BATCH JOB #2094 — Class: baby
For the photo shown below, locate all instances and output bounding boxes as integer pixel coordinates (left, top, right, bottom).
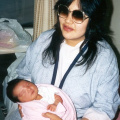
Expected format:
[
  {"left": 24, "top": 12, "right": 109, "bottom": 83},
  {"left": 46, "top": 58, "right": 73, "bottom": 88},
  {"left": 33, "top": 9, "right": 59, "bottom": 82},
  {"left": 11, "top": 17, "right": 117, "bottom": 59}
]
[{"left": 6, "top": 79, "right": 66, "bottom": 120}]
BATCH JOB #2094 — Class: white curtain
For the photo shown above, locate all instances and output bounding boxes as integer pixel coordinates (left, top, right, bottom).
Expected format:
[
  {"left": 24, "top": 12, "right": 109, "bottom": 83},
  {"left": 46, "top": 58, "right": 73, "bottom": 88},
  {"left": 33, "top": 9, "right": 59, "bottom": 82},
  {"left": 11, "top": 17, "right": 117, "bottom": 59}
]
[{"left": 33, "top": 0, "right": 57, "bottom": 40}]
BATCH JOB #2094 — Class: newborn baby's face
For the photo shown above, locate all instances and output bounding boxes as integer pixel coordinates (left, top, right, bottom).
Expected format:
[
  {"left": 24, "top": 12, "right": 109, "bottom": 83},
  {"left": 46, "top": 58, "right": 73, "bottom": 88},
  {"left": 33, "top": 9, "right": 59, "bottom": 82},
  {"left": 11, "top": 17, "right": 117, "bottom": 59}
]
[{"left": 13, "top": 80, "right": 38, "bottom": 102}]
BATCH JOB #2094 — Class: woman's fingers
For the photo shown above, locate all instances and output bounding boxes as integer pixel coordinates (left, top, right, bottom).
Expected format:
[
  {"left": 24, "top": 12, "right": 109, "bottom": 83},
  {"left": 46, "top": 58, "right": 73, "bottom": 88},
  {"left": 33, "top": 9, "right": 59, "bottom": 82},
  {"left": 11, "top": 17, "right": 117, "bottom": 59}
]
[
  {"left": 18, "top": 104, "right": 24, "bottom": 118},
  {"left": 42, "top": 112, "right": 62, "bottom": 120}
]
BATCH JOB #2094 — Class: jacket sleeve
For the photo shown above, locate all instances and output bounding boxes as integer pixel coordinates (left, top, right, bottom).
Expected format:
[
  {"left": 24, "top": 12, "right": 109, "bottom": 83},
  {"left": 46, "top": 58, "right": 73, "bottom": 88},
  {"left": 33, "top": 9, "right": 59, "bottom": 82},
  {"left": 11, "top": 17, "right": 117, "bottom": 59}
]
[
  {"left": 83, "top": 45, "right": 120, "bottom": 120},
  {"left": 16, "top": 39, "right": 36, "bottom": 80},
  {"left": 16, "top": 29, "right": 54, "bottom": 81}
]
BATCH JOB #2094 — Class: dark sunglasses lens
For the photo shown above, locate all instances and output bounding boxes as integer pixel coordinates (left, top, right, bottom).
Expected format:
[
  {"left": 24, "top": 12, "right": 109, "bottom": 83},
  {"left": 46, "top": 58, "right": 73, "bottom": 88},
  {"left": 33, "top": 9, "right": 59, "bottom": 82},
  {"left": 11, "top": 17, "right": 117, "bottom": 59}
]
[
  {"left": 72, "top": 10, "right": 83, "bottom": 23},
  {"left": 58, "top": 5, "right": 68, "bottom": 18}
]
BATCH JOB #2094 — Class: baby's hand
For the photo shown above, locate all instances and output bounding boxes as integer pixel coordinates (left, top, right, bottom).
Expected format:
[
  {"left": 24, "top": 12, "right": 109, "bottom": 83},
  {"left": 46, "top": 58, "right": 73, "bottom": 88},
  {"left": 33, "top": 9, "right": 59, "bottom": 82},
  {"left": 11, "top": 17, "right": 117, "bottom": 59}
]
[
  {"left": 47, "top": 94, "right": 63, "bottom": 112},
  {"left": 47, "top": 104, "right": 57, "bottom": 112}
]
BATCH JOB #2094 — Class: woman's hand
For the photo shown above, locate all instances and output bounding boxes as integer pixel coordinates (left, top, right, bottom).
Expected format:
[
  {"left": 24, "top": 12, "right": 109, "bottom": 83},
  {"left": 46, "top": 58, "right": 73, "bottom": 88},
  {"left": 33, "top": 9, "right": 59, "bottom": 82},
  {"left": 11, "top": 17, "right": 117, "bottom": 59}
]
[
  {"left": 18, "top": 104, "right": 24, "bottom": 118},
  {"left": 42, "top": 112, "right": 62, "bottom": 120}
]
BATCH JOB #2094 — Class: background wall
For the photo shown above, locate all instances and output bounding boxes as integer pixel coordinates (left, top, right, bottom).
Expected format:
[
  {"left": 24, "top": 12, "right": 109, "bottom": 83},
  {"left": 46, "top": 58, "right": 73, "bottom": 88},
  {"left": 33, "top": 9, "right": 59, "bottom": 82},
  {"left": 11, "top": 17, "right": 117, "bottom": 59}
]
[
  {"left": 0, "top": 0, "right": 34, "bottom": 27},
  {"left": 110, "top": 0, "right": 120, "bottom": 70}
]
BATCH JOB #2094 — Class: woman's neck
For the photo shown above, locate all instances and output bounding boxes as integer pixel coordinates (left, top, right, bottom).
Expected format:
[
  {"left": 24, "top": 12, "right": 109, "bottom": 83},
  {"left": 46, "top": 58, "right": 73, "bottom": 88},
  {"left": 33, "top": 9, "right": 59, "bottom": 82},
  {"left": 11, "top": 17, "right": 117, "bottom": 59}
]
[{"left": 65, "top": 39, "right": 84, "bottom": 47}]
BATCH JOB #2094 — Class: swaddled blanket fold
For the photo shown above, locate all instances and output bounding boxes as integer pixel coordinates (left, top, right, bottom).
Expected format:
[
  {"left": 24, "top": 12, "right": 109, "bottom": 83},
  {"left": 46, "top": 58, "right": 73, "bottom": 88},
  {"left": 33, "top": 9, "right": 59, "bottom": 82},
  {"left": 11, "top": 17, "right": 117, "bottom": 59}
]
[{"left": 18, "top": 84, "right": 77, "bottom": 120}]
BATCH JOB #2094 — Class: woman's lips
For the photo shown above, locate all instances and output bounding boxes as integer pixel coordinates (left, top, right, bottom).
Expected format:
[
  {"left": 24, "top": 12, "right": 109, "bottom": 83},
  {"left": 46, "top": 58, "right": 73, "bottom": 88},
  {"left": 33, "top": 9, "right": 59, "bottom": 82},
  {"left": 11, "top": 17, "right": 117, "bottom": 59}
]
[{"left": 63, "top": 25, "right": 74, "bottom": 32}]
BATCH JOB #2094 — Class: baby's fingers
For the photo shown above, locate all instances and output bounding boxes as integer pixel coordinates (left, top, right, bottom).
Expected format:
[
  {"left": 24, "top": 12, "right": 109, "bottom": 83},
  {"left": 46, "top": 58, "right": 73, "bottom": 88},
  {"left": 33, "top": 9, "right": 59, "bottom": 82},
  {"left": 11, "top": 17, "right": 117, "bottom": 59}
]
[
  {"left": 47, "top": 105, "right": 51, "bottom": 110},
  {"left": 47, "top": 105, "right": 55, "bottom": 111}
]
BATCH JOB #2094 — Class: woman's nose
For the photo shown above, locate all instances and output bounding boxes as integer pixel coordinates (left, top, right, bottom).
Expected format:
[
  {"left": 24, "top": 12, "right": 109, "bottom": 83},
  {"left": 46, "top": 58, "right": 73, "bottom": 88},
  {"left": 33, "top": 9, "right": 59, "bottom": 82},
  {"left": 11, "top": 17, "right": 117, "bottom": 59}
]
[{"left": 65, "top": 12, "right": 73, "bottom": 24}]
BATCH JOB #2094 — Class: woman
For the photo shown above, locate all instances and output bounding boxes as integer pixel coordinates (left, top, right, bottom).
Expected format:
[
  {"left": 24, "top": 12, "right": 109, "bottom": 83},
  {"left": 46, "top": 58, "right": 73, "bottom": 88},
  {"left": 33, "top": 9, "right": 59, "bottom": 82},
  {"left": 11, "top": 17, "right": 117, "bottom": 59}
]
[{"left": 5, "top": 0, "right": 120, "bottom": 120}]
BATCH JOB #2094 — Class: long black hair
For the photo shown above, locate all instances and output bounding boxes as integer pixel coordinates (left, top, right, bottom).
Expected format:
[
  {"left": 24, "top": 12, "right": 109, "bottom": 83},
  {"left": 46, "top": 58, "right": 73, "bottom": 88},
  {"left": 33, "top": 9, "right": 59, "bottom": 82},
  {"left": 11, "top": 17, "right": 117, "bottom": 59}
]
[{"left": 43, "top": 0, "right": 110, "bottom": 70}]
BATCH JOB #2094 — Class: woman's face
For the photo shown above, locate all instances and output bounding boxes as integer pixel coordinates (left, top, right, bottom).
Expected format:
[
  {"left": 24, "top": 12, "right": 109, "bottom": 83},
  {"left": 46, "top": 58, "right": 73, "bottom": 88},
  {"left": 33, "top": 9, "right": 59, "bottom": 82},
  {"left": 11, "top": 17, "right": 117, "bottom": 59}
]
[
  {"left": 59, "top": 0, "right": 89, "bottom": 46},
  {"left": 13, "top": 80, "right": 38, "bottom": 102}
]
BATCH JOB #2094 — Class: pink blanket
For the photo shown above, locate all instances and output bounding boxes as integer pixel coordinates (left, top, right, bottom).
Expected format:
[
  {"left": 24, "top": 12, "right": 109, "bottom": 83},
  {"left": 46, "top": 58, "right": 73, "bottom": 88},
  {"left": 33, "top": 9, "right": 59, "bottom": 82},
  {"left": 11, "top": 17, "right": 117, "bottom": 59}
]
[{"left": 18, "top": 84, "right": 77, "bottom": 120}]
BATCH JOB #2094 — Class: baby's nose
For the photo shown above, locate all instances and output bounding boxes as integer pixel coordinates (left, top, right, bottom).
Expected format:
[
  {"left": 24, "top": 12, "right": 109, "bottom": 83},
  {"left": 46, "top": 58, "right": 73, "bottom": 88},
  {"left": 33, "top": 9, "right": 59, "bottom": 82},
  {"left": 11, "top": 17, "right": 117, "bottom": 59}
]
[{"left": 26, "top": 86, "right": 31, "bottom": 90}]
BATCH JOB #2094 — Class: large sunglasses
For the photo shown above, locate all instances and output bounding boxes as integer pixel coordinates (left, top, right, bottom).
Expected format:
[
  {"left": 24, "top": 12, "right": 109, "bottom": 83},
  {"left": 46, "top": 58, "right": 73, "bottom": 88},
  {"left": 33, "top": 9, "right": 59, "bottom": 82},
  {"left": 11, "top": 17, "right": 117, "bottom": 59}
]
[{"left": 58, "top": 4, "right": 89, "bottom": 24}]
